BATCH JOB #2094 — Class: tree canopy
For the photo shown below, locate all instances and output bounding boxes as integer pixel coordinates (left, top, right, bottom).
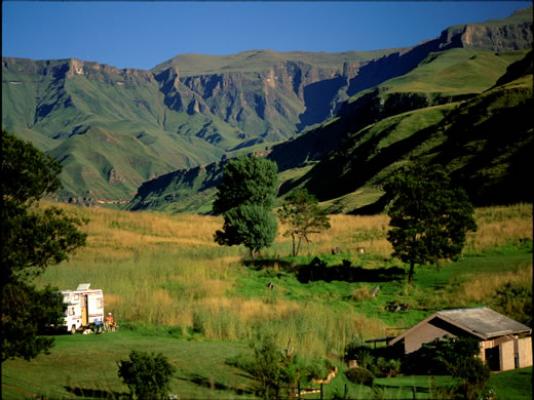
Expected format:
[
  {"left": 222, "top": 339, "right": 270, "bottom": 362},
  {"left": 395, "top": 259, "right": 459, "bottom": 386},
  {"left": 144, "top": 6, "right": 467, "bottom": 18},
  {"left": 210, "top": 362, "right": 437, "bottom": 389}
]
[
  {"left": 384, "top": 162, "right": 476, "bottom": 283},
  {"left": 213, "top": 155, "right": 278, "bottom": 214},
  {"left": 278, "top": 188, "right": 330, "bottom": 256},
  {"left": 213, "top": 156, "right": 278, "bottom": 257},
  {"left": 1, "top": 131, "right": 86, "bottom": 362},
  {"left": 215, "top": 204, "right": 278, "bottom": 255},
  {"left": 118, "top": 350, "right": 175, "bottom": 400}
]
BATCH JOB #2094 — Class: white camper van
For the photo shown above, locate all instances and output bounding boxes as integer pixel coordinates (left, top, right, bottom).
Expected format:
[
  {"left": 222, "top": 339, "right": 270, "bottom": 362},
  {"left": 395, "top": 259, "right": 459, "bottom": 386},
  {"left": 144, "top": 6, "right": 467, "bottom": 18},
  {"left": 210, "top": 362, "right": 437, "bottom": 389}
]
[{"left": 61, "top": 283, "right": 104, "bottom": 334}]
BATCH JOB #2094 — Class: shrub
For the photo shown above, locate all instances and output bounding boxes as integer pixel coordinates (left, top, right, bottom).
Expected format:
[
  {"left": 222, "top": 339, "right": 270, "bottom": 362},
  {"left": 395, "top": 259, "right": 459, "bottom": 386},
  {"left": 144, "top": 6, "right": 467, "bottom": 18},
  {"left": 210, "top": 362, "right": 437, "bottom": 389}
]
[
  {"left": 451, "top": 356, "right": 490, "bottom": 400},
  {"left": 343, "top": 341, "right": 373, "bottom": 369},
  {"left": 492, "top": 282, "right": 532, "bottom": 327},
  {"left": 374, "top": 357, "right": 401, "bottom": 378},
  {"left": 117, "top": 350, "right": 175, "bottom": 399},
  {"left": 350, "top": 286, "right": 373, "bottom": 301},
  {"left": 345, "top": 367, "right": 374, "bottom": 386}
]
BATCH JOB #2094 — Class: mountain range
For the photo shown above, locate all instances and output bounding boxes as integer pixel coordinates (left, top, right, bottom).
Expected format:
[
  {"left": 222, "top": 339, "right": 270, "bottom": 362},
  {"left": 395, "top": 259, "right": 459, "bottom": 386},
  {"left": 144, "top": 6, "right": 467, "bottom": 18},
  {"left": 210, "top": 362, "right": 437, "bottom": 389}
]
[{"left": 2, "top": 7, "right": 532, "bottom": 211}]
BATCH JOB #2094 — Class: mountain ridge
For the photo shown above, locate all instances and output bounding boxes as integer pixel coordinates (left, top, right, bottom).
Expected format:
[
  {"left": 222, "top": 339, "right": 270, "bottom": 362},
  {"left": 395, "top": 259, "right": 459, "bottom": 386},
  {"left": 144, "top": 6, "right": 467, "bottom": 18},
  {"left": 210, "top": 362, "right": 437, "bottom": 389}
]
[{"left": 2, "top": 7, "right": 532, "bottom": 203}]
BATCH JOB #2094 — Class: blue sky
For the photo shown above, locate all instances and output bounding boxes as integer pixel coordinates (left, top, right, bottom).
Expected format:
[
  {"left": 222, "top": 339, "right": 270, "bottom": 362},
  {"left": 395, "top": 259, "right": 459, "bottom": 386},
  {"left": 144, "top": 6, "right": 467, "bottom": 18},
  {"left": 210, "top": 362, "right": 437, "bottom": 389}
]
[{"left": 2, "top": 2, "right": 530, "bottom": 70}]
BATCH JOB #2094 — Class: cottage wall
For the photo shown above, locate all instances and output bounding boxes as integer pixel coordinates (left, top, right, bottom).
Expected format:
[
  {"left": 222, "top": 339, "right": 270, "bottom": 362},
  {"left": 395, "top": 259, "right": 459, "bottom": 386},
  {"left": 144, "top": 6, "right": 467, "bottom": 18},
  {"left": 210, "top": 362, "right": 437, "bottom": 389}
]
[
  {"left": 518, "top": 336, "right": 532, "bottom": 368},
  {"left": 499, "top": 340, "right": 515, "bottom": 371},
  {"left": 404, "top": 323, "right": 452, "bottom": 354}
]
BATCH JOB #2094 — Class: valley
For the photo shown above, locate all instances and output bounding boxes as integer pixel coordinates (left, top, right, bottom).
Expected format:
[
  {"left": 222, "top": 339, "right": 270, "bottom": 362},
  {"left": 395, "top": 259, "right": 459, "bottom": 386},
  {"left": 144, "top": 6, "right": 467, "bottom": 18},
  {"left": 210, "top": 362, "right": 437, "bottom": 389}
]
[{"left": 3, "top": 8, "right": 532, "bottom": 206}]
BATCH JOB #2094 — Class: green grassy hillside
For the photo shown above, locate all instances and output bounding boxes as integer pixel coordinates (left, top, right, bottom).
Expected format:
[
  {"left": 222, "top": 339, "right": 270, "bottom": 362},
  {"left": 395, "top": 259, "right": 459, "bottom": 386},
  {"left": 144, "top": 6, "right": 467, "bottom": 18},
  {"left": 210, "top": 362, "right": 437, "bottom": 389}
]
[
  {"left": 130, "top": 47, "right": 531, "bottom": 213},
  {"left": 2, "top": 203, "right": 532, "bottom": 399},
  {"left": 300, "top": 72, "right": 532, "bottom": 212}
]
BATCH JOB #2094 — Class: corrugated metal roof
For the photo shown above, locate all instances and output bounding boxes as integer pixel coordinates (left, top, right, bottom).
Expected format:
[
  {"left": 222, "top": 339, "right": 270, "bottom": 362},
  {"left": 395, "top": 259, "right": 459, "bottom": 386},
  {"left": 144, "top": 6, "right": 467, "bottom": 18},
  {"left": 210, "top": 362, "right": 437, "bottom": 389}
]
[
  {"left": 389, "top": 307, "right": 531, "bottom": 346},
  {"left": 436, "top": 307, "right": 531, "bottom": 339}
]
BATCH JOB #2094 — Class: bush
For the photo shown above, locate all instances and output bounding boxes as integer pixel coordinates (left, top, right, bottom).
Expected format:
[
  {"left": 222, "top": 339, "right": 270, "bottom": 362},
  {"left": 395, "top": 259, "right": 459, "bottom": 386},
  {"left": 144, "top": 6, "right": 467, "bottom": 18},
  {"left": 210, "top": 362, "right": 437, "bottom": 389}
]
[
  {"left": 344, "top": 341, "right": 401, "bottom": 378},
  {"left": 402, "top": 336, "right": 480, "bottom": 375},
  {"left": 118, "top": 350, "right": 175, "bottom": 399},
  {"left": 451, "top": 357, "right": 490, "bottom": 400},
  {"left": 401, "top": 337, "right": 490, "bottom": 400},
  {"left": 492, "top": 282, "right": 532, "bottom": 327},
  {"left": 374, "top": 357, "right": 401, "bottom": 378},
  {"left": 345, "top": 367, "right": 374, "bottom": 386}
]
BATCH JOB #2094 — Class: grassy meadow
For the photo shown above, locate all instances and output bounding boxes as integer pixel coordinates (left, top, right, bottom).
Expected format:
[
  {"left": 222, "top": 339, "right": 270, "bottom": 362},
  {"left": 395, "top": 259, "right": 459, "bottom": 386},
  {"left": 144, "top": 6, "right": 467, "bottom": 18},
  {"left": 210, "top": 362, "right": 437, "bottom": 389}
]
[{"left": 2, "top": 202, "right": 532, "bottom": 399}]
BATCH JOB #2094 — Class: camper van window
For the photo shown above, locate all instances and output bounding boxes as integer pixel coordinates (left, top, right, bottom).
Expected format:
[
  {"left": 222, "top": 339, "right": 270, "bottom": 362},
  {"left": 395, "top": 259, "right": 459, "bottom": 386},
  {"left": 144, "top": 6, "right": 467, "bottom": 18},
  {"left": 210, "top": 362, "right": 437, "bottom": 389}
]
[{"left": 69, "top": 307, "right": 76, "bottom": 316}]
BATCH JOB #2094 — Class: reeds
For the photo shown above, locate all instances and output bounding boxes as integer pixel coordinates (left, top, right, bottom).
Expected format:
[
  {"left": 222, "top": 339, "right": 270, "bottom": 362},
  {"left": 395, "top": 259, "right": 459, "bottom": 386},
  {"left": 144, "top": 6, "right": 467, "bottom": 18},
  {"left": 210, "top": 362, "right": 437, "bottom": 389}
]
[{"left": 36, "top": 201, "right": 531, "bottom": 357}]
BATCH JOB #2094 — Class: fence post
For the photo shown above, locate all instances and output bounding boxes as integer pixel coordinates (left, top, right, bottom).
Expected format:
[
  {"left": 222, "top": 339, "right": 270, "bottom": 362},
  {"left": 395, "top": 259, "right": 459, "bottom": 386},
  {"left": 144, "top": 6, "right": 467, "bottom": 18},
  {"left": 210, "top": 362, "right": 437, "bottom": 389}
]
[
  {"left": 320, "top": 383, "right": 324, "bottom": 400},
  {"left": 344, "top": 383, "right": 348, "bottom": 399},
  {"left": 297, "top": 380, "right": 301, "bottom": 400}
]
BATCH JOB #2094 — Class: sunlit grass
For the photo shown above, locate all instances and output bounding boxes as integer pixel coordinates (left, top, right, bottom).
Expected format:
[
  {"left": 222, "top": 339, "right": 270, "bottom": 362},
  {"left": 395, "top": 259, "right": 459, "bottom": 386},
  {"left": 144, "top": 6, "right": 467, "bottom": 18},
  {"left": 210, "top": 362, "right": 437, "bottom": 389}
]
[{"left": 35, "top": 201, "right": 532, "bottom": 358}]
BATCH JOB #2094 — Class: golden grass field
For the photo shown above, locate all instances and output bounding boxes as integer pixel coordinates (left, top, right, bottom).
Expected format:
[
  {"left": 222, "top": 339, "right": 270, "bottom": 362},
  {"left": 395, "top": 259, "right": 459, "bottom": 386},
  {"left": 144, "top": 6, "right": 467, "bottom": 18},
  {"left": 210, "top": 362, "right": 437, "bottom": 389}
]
[{"left": 36, "top": 202, "right": 532, "bottom": 357}]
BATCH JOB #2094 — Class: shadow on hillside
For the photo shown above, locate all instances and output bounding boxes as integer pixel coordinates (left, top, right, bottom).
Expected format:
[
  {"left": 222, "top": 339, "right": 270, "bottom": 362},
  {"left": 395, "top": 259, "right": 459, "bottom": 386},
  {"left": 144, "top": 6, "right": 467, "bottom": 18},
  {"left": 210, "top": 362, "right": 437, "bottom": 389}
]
[
  {"left": 297, "top": 262, "right": 405, "bottom": 283},
  {"left": 245, "top": 256, "right": 405, "bottom": 284},
  {"left": 65, "top": 386, "right": 127, "bottom": 399},
  {"left": 243, "top": 258, "right": 296, "bottom": 272},
  {"left": 179, "top": 373, "right": 253, "bottom": 396}
]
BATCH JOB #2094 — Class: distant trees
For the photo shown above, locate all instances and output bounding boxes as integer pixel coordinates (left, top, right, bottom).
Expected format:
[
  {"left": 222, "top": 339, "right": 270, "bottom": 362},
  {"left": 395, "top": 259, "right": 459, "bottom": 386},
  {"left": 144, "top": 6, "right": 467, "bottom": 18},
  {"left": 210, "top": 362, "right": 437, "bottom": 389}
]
[
  {"left": 214, "top": 156, "right": 278, "bottom": 257},
  {"left": 118, "top": 350, "right": 175, "bottom": 400},
  {"left": 384, "top": 163, "right": 476, "bottom": 283},
  {"left": 1, "top": 131, "right": 86, "bottom": 362},
  {"left": 278, "top": 188, "right": 330, "bottom": 256}
]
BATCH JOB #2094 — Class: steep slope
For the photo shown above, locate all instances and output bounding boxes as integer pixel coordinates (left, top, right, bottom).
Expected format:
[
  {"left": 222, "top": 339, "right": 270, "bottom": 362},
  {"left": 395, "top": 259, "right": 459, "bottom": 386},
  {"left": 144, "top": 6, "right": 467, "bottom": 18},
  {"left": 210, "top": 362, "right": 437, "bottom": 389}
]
[
  {"left": 128, "top": 45, "right": 530, "bottom": 213},
  {"left": 129, "top": 46, "right": 532, "bottom": 213},
  {"left": 297, "top": 69, "right": 533, "bottom": 212},
  {"left": 2, "top": 58, "right": 235, "bottom": 201},
  {"left": 2, "top": 51, "right": 397, "bottom": 201},
  {"left": 4, "top": 7, "right": 531, "bottom": 203}
]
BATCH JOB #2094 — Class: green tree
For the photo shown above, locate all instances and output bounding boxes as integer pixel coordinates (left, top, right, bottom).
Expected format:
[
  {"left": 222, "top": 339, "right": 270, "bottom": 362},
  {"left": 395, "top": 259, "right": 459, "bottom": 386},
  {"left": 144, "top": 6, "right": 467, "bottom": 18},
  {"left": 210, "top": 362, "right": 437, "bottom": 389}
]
[
  {"left": 117, "top": 350, "right": 175, "bottom": 400},
  {"left": 1, "top": 131, "right": 86, "bottom": 362},
  {"left": 213, "top": 156, "right": 278, "bottom": 257},
  {"left": 278, "top": 188, "right": 330, "bottom": 256},
  {"left": 215, "top": 205, "right": 277, "bottom": 257},
  {"left": 213, "top": 155, "right": 278, "bottom": 214},
  {"left": 384, "top": 163, "right": 476, "bottom": 283},
  {"left": 249, "top": 333, "right": 324, "bottom": 400}
]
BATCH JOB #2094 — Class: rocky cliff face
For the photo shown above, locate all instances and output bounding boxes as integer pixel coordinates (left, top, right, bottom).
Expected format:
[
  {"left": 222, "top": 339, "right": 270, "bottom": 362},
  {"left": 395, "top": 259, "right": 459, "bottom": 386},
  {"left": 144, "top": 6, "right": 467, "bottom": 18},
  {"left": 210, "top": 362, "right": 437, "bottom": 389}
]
[
  {"left": 3, "top": 7, "right": 532, "bottom": 202},
  {"left": 153, "top": 58, "right": 358, "bottom": 141}
]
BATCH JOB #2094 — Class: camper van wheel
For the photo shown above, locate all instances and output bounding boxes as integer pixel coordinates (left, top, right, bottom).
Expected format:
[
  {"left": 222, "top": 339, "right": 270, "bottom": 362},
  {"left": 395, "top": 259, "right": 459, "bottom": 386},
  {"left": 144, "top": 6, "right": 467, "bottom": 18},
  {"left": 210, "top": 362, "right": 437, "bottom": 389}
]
[{"left": 70, "top": 325, "right": 77, "bottom": 335}]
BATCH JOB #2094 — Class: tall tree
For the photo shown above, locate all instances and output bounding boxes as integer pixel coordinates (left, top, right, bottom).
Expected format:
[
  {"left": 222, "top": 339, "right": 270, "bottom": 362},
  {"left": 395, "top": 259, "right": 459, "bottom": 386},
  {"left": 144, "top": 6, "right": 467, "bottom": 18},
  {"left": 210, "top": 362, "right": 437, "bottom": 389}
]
[
  {"left": 278, "top": 188, "right": 330, "bottom": 256},
  {"left": 1, "top": 131, "right": 86, "bottom": 362},
  {"left": 215, "top": 204, "right": 278, "bottom": 257},
  {"left": 213, "top": 155, "right": 278, "bottom": 257},
  {"left": 384, "top": 162, "right": 476, "bottom": 283},
  {"left": 213, "top": 155, "right": 278, "bottom": 213}
]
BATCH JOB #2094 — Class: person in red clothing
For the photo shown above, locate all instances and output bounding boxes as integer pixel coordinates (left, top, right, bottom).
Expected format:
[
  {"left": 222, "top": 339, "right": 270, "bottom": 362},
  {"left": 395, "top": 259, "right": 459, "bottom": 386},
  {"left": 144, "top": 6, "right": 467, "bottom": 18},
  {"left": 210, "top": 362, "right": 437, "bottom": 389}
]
[{"left": 105, "top": 312, "right": 116, "bottom": 332}]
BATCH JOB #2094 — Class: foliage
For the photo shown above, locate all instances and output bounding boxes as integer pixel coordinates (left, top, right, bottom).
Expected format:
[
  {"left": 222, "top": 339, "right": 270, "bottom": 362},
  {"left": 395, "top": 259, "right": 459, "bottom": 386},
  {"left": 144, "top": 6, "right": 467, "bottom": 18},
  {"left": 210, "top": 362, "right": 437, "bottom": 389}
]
[
  {"left": 492, "top": 282, "right": 532, "bottom": 327},
  {"left": 215, "top": 204, "right": 278, "bottom": 257},
  {"left": 1, "top": 284, "right": 64, "bottom": 361},
  {"left": 213, "top": 156, "right": 278, "bottom": 214},
  {"left": 117, "top": 350, "right": 175, "bottom": 400},
  {"left": 451, "top": 356, "right": 490, "bottom": 400},
  {"left": 345, "top": 367, "right": 375, "bottom": 386},
  {"left": 278, "top": 188, "right": 330, "bottom": 256},
  {"left": 402, "top": 336, "right": 490, "bottom": 399},
  {"left": 402, "top": 336, "right": 480, "bottom": 375},
  {"left": 343, "top": 341, "right": 400, "bottom": 378},
  {"left": 385, "top": 162, "right": 477, "bottom": 282},
  {"left": 214, "top": 156, "right": 278, "bottom": 256},
  {"left": 241, "top": 332, "right": 329, "bottom": 399},
  {"left": 0, "top": 131, "right": 86, "bottom": 362}
]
